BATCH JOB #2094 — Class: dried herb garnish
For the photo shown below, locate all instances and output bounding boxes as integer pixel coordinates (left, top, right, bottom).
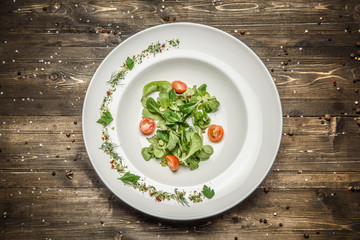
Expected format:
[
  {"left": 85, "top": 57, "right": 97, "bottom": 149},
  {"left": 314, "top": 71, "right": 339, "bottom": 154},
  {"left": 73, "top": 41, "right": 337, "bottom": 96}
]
[{"left": 97, "top": 39, "right": 214, "bottom": 205}]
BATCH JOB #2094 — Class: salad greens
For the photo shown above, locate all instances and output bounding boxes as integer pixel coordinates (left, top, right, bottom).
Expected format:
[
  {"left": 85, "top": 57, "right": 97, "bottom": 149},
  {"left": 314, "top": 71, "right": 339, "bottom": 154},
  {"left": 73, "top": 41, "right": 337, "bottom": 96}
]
[{"left": 140, "top": 81, "right": 220, "bottom": 170}]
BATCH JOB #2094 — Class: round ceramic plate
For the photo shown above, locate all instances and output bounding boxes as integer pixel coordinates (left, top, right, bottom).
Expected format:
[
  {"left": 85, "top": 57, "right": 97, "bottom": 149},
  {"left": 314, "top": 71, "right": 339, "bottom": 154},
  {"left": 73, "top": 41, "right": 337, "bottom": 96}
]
[{"left": 82, "top": 23, "right": 282, "bottom": 220}]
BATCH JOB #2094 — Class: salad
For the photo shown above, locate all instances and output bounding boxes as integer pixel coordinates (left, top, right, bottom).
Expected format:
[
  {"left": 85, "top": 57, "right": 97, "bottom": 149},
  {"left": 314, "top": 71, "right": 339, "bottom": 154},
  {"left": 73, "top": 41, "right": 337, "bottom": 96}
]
[{"left": 139, "top": 80, "right": 224, "bottom": 172}]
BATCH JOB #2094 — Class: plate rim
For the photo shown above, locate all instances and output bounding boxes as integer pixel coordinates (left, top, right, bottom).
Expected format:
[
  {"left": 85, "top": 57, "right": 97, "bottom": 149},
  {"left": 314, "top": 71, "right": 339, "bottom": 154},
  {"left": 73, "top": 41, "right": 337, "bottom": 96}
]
[{"left": 82, "top": 22, "right": 283, "bottom": 220}]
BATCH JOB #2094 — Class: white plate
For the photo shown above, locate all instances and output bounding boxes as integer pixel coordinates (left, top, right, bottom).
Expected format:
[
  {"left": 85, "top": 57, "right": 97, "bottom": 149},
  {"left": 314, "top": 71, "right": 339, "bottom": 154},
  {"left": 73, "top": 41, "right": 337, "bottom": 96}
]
[{"left": 82, "top": 23, "right": 282, "bottom": 220}]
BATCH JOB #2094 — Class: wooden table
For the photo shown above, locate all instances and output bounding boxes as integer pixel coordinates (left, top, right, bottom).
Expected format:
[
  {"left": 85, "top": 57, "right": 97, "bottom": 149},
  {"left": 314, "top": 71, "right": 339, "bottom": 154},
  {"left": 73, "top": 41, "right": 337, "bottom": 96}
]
[{"left": 1, "top": 1, "right": 360, "bottom": 239}]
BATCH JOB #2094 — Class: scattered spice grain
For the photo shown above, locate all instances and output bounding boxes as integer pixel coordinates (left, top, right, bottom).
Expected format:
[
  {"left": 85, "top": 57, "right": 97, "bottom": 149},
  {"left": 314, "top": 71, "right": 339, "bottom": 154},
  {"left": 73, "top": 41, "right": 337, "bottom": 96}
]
[
  {"left": 324, "top": 114, "right": 331, "bottom": 121},
  {"left": 264, "top": 186, "right": 269, "bottom": 193},
  {"left": 66, "top": 170, "right": 73, "bottom": 179}
]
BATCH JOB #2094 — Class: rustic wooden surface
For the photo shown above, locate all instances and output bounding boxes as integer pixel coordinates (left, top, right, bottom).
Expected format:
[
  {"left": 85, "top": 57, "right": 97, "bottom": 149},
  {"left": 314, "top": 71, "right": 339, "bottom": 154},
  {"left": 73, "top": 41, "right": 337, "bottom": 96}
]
[{"left": 1, "top": 0, "right": 360, "bottom": 239}]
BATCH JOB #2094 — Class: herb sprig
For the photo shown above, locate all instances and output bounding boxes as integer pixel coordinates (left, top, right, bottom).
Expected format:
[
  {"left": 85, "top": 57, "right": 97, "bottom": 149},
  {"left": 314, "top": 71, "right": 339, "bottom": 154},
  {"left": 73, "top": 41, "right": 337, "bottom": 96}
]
[{"left": 97, "top": 39, "right": 215, "bottom": 205}]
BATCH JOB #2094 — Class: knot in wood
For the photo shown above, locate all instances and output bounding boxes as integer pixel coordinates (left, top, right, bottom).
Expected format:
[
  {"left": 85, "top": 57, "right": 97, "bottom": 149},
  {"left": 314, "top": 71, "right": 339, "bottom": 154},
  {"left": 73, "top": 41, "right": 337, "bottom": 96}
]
[{"left": 49, "top": 72, "right": 60, "bottom": 81}]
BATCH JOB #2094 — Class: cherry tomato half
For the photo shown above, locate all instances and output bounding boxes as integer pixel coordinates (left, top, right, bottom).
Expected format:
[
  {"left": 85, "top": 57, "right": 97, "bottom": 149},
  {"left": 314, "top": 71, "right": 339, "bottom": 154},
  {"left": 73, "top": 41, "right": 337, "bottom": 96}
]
[
  {"left": 165, "top": 155, "right": 179, "bottom": 172},
  {"left": 208, "top": 124, "right": 224, "bottom": 142},
  {"left": 139, "top": 118, "right": 156, "bottom": 135},
  {"left": 172, "top": 80, "right": 187, "bottom": 94}
]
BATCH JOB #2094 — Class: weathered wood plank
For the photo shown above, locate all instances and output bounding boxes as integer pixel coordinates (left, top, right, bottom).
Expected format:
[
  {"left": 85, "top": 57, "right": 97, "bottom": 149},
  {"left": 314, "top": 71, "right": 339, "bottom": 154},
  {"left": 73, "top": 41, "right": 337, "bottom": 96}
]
[
  {"left": 0, "top": 32, "right": 358, "bottom": 48},
  {"left": 1, "top": 169, "right": 359, "bottom": 189},
  {"left": 0, "top": 0, "right": 358, "bottom": 33},
  {"left": 1, "top": 188, "right": 359, "bottom": 239}
]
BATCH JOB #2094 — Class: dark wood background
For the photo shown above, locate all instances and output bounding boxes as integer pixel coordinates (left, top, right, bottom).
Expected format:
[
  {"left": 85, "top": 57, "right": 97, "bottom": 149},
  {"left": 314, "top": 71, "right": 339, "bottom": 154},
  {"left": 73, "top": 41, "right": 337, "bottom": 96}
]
[{"left": 1, "top": 0, "right": 360, "bottom": 239}]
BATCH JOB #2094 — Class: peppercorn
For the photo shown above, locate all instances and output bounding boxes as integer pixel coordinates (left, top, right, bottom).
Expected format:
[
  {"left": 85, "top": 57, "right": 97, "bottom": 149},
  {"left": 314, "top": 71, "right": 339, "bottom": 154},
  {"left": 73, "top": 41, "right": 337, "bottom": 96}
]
[
  {"left": 357, "top": 50, "right": 360, "bottom": 56},
  {"left": 350, "top": 53, "right": 355, "bottom": 59},
  {"left": 279, "top": 223, "right": 283, "bottom": 227},
  {"left": 357, "top": 119, "right": 360, "bottom": 125},
  {"left": 263, "top": 219, "right": 267, "bottom": 224},
  {"left": 74, "top": 120, "right": 77, "bottom": 125},
  {"left": 240, "top": 30, "right": 245, "bottom": 35},
  {"left": 56, "top": 153, "right": 60, "bottom": 158},
  {"left": 271, "top": 69, "right": 274, "bottom": 72},
  {"left": 66, "top": 132, "right": 71, "bottom": 137},
  {"left": 24, "top": 141, "right": 28, "bottom": 145},
  {"left": 355, "top": 89, "right": 359, "bottom": 93},
  {"left": 259, "top": 218, "right": 263, "bottom": 223},
  {"left": 356, "top": 108, "right": 360, "bottom": 114},
  {"left": 43, "top": 7, "right": 47, "bottom": 11},
  {"left": 284, "top": 61, "right": 288, "bottom": 65},
  {"left": 264, "top": 187, "right": 269, "bottom": 193},
  {"left": 324, "top": 114, "right": 331, "bottom": 121},
  {"left": 288, "top": 130, "right": 293, "bottom": 136},
  {"left": 354, "top": 79, "right": 357, "bottom": 84},
  {"left": 286, "top": 206, "right": 290, "bottom": 210},
  {"left": 283, "top": 67, "right": 287, "bottom": 72},
  {"left": 304, "top": 233, "right": 310, "bottom": 238},
  {"left": 66, "top": 145, "right": 71, "bottom": 150},
  {"left": 52, "top": 171, "right": 56, "bottom": 176},
  {"left": 17, "top": 71, "right": 21, "bottom": 75},
  {"left": 357, "top": 41, "right": 360, "bottom": 47},
  {"left": 298, "top": 170, "right": 303, "bottom": 174},
  {"left": 71, "top": 139, "right": 75, "bottom": 143},
  {"left": 316, "top": 231, "right": 320, "bottom": 234}
]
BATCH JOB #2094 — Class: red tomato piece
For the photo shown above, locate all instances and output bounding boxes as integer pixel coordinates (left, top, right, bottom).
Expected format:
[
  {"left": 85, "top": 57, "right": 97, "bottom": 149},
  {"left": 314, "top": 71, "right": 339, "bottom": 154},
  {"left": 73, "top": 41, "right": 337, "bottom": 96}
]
[
  {"left": 139, "top": 118, "right": 156, "bottom": 135},
  {"left": 172, "top": 80, "right": 187, "bottom": 93},
  {"left": 165, "top": 155, "right": 179, "bottom": 172},
  {"left": 208, "top": 124, "right": 224, "bottom": 142}
]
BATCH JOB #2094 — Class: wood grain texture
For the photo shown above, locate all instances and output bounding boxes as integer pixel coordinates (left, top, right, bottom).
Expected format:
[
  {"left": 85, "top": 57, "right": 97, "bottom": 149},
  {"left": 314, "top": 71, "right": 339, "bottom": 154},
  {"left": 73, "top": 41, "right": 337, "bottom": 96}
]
[{"left": 1, "top": 0, "right": 360, "bottom": 239}]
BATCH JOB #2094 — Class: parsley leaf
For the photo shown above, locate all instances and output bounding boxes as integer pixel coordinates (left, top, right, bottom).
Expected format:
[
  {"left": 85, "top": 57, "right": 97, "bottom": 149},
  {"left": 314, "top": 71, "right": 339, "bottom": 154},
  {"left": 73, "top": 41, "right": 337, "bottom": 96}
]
[
  {"left": 96, "top": 111, "right": 113, "bottom": 126},
  {"left": 119, "top": 172, "right": 140, "bottom": 184},
  {"left": 202, "top": 185, "right": 215, "bottom": 199},
  {"left": 126, "top": 57, "right": 134, "bottom": 70}
]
